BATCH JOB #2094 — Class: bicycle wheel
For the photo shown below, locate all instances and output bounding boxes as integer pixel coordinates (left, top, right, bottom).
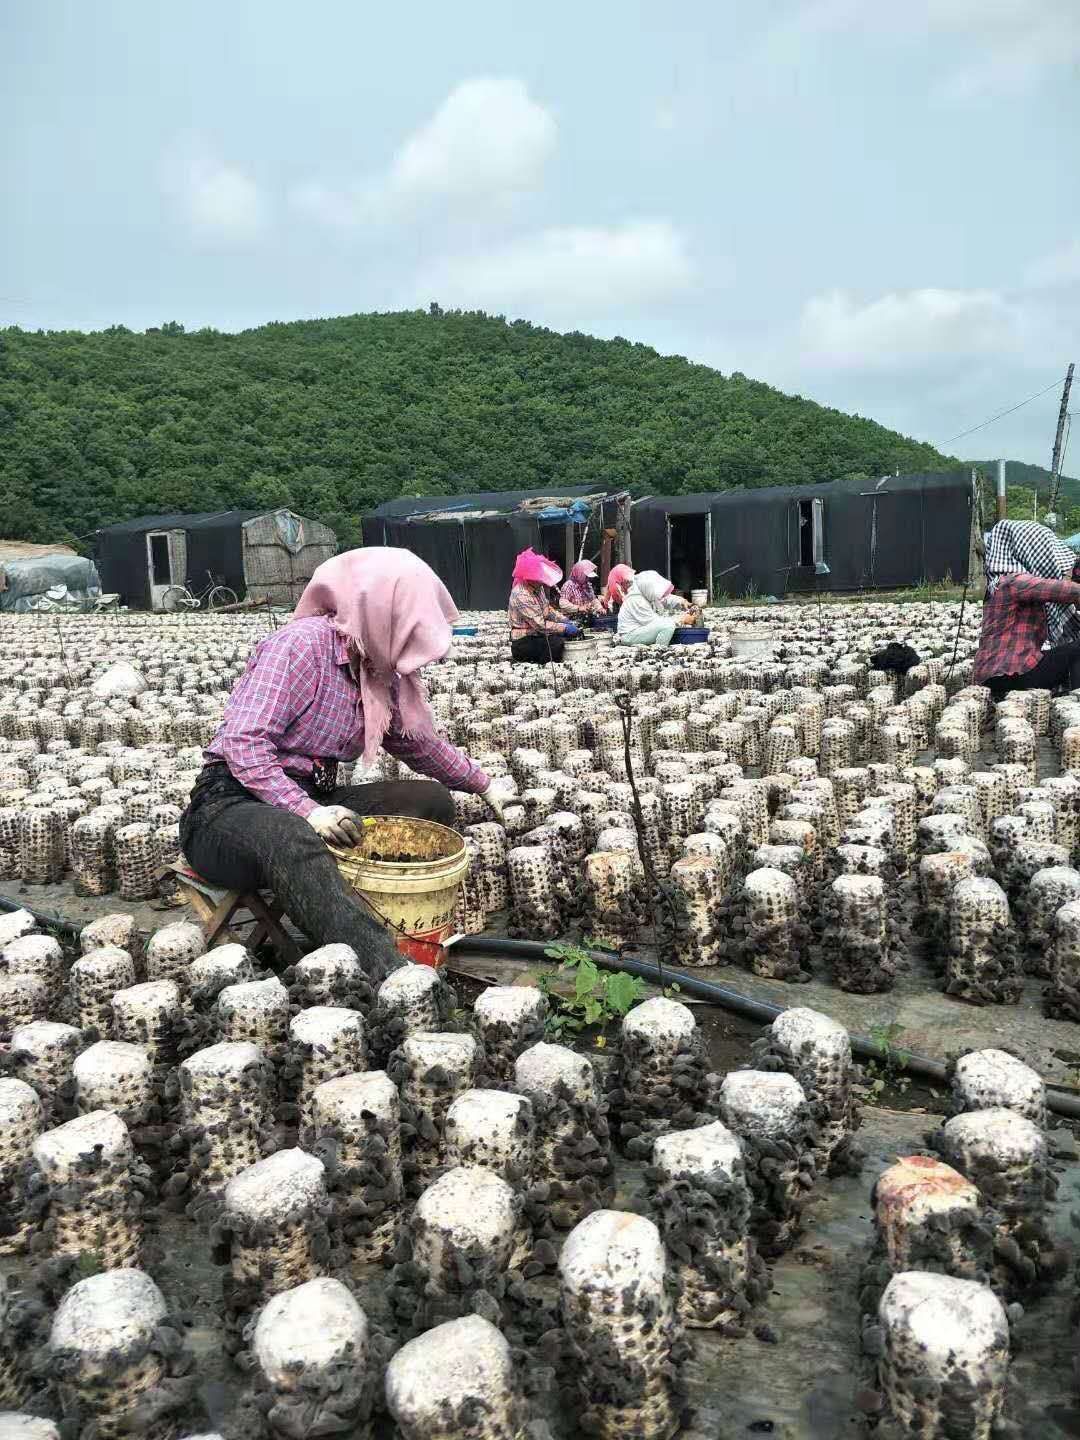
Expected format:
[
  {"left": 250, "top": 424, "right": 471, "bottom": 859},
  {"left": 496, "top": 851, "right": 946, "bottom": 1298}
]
[
  {"left": 161, "top": 586, "right": 193, "bottom": 613},
  {"left": 207, "top": 586, "right": 239, "bottom": 611}
]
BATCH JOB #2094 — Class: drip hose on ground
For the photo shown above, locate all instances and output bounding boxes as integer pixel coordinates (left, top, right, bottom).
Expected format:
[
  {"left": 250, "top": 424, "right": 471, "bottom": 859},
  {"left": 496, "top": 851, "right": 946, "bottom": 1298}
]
[
  {"left": 5, "top": 890, "right": 1079, "bottom": 1122},
  {"left": 445, "top": 934, "right": 1080, "bottom": 1122},
  {"left": 0, "top": 891, "right": 85, "bottom": 938}
]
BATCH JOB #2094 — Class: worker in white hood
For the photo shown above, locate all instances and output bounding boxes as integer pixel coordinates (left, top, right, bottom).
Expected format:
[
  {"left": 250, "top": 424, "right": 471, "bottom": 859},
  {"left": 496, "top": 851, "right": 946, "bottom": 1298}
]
[{"left": 616, "top": 570, "right": 692, "bottom": 646}]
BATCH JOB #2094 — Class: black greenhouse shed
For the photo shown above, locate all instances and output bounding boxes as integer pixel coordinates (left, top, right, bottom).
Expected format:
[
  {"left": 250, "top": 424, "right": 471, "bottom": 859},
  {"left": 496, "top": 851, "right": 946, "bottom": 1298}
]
[
  {"left": 631, "top": 470, "right": 980, "bottom": 600},
  {"left": 94, "top": 509, "right": 338, "bottom": 610},
  {"left": 361, "top": 488, "right": 632, "bottom": 610}
]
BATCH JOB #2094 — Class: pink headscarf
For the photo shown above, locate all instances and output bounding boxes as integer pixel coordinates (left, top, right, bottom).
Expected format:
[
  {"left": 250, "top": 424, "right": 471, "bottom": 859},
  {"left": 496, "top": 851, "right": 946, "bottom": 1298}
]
[
  {"left": 562, "top": 560, "right": 598, "bottom": 608},
  {"left": 512, "top": 548, "right": 563, "bottom": 587},
  {"left": 294, "top": 548, "right": 456, "bottom": 768},
  {"left": 604, "top": 564, "right": 635, "bottom": 603}
]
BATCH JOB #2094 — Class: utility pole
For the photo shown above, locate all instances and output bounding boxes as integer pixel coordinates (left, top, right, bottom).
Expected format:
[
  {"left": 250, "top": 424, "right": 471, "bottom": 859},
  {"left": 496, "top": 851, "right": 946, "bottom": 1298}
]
[
  {"left": 1046, "top": 362, "right": 1075, "bottom": 526},
  {"left": 996, "top": 458, "right": 1007, "bottom": 521}
]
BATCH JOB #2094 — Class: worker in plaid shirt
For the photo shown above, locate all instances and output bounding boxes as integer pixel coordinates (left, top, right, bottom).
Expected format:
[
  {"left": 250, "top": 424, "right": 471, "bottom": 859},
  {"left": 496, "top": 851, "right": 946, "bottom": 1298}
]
[
  {"left": 974, "top": 521, "right": 1080, "bottom": 699},
  {"left": 507, "top": 546, "right": 578, "bottom": 664},
  {"left": 180, "top": 550, "right": 504, "bottom": 979}
]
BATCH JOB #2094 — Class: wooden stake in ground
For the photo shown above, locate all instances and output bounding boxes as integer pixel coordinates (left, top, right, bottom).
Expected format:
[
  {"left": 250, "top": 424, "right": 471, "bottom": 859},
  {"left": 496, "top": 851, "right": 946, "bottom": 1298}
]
[{"left": 1046, "top": 361, "right": 1074, "bottom": 526}]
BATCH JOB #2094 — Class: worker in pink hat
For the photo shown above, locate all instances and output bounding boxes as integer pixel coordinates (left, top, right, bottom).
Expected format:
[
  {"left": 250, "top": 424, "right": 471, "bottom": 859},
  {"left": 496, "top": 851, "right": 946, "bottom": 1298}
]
[
  {"left": 508, "top": 548, "right": 579, "bottom": 663},
  {"left": 602, "top": 563, "right": 636, "bottom": 611},
  {"left": 180, "top": 548, "right": 503, "bottom": 980},
  {"left": 559, "top": 559, "right": 604, "bottom": 620}
]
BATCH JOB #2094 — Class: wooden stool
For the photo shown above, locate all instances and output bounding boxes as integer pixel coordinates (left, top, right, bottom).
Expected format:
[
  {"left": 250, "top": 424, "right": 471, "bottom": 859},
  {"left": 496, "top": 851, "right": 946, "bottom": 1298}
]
[{"left": 168, "top": 861, "right": 300, "bottom": 964}]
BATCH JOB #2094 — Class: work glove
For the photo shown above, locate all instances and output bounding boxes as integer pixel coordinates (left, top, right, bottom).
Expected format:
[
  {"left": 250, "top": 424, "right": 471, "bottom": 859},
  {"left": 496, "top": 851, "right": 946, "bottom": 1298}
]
[
  {"left": 307, "top": 804, "right": 364, "bottom": 847},
  {"left": 482, "top": 783, "right": 508, "bottom": 825},
  {"left": 563, "top": 622, "right": 581, "bottom": 638}
]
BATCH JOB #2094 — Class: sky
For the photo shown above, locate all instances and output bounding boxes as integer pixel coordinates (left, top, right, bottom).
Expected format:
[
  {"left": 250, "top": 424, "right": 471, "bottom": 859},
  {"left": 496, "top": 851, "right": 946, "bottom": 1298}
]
[{"left": 2, "top": 0, "right": 1079, "bottom": 469}]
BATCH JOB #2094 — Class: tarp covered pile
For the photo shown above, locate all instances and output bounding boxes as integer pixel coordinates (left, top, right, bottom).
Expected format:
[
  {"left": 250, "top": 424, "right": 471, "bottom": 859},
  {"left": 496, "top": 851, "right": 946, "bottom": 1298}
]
[{"left": 0, "top": 553, "right": 102, "bottom": 613}]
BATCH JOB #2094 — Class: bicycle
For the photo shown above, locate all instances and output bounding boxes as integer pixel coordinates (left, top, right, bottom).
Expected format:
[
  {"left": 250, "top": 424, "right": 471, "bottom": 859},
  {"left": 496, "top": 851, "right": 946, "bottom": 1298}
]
[{"left": 161, "top": 570, "right": 239, "bottom": 613}]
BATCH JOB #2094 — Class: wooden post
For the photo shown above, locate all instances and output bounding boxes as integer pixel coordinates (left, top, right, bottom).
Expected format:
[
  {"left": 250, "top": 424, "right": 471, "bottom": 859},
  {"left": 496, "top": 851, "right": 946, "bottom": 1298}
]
[
  {"left": 564, "top": 522, "right": 574, "bottom": 579},
  {"left": 970, "top": 467, "right": 986, "bottom": 583},
  {"left": 616, "top": 493, "right": 633, "bottom": 566},
  {"left": 599, "top": 532, "right": 613, "bottom": 587}
]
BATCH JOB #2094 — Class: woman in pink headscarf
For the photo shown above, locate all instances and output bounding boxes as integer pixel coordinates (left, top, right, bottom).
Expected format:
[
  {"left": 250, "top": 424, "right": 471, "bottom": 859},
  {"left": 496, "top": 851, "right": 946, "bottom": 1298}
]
[
  {"left": 603, "top": 563, "right": 636, "bottom": 610},
  {"left": 180, "top": 548, "right": 502, "bottom": 979},
  {"left": 508, "top": 548, "right": 577, "bottom": 664},
  {"left": 559, "top": 559, "right": 603, "bottom": 619}
]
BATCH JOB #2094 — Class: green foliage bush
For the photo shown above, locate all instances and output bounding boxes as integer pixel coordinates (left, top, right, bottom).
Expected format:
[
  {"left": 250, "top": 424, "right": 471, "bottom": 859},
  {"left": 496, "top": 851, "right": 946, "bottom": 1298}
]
[{"left": 539, "top": 941, "right": 648, "bottom": 1039}]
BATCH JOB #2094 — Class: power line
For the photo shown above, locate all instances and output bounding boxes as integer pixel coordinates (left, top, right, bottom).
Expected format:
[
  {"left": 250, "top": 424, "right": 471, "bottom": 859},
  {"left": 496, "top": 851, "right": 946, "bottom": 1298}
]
[{"left": 946, "top": 375, "right": 1067, "bottom": 444}]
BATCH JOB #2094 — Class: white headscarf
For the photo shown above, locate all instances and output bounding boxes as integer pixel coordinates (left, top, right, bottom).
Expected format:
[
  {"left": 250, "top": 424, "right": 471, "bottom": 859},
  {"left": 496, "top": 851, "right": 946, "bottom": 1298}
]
[{"left": 618, "top": 570, "right": 675, "bottom": 634}]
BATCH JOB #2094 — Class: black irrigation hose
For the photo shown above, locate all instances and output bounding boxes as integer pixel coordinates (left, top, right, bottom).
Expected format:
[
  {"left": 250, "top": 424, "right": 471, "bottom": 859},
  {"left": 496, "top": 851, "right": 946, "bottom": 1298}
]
[
  {"left": 447, "top": 934, "right": 1080, "bottom": 1122},
  {"left": 0, "top": 891, "right": 85, "bottom": 939},
  {"left": 8, "top": 890, "right": 1080, "bottom": 1121}
]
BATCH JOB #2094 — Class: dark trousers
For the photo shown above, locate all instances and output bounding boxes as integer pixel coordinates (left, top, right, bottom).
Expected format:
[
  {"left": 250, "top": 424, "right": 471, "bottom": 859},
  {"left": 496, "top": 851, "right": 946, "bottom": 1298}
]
[
  {"left": 511, "top": 633, "right": 565, "bottom": 664},
  {"left": 988, "top": 641, "right": 1080, "bottom": 700},
  {"left": 180, "top": 769, "right": 456, "bottom": 980}
]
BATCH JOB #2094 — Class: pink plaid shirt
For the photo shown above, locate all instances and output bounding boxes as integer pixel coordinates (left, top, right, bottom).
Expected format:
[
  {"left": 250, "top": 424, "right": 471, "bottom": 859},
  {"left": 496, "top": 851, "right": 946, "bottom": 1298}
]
[{"left": 206, "top": 616, "right": 489, "bottom": 817}]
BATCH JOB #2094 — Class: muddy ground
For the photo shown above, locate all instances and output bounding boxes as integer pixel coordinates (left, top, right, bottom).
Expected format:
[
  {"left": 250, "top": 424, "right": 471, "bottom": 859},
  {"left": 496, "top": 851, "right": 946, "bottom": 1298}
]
[
  {"left": 2, "top": 878, "right": 1078, "bottom": 1437},
  {"left": 446, "top": 948, "right": 1080, "bottom": 1437},
  {"left": 74, "top": 1094, "right": 1072, "bottom": 1440},
  {"left": 3, "top": 728, "right": 1080, "bottom": 1437}
]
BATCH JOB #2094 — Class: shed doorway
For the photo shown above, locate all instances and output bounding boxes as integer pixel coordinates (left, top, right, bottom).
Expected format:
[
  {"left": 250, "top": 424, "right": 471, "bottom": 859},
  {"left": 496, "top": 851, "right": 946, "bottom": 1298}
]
[
  {"left": 797, "top": 498, "right": 825, "bottom": 568},
  {"left": 146, "top": 531, "right": 178, "bottom": 611},
  {"left": 666, "top": 513, "right": 712, "bottom": 601}
]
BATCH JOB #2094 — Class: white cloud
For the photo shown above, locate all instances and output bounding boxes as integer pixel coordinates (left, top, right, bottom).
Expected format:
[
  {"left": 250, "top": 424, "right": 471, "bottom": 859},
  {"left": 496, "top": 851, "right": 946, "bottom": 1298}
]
[
  {"left": 291, "top": 77, "right": 556, "bottom": 228},
  {"left": 416, "top": 221, "right": 694, "bottom": 312},
  {"left": 162, "top": 143, "right": 265, "bottom": 243},
  {"left": 391, "top": 77, "right": 555, "bottom": 203},
  {"left": 930, "top": 0, "right": 1080, "bottom": 101},
  {"left": 800, "top": 287, "right": 1022, "bottom": 369}
]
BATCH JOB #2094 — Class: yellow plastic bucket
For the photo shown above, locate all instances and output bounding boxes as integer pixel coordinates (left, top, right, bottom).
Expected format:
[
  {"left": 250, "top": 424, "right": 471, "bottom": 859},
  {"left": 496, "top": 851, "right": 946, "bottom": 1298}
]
[{"left": 329, "top": 816, "right": 470, "bottom": 967}]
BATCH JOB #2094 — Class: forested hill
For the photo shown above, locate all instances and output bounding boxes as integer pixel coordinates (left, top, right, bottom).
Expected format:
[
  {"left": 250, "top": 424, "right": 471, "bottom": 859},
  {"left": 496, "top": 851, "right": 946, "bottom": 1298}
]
[
  {"left": 974, "top": 459, "right": 1080, "bottom": 510},
  {"left": 0, "top": 308, "right": 954, "bottom": 548}
]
